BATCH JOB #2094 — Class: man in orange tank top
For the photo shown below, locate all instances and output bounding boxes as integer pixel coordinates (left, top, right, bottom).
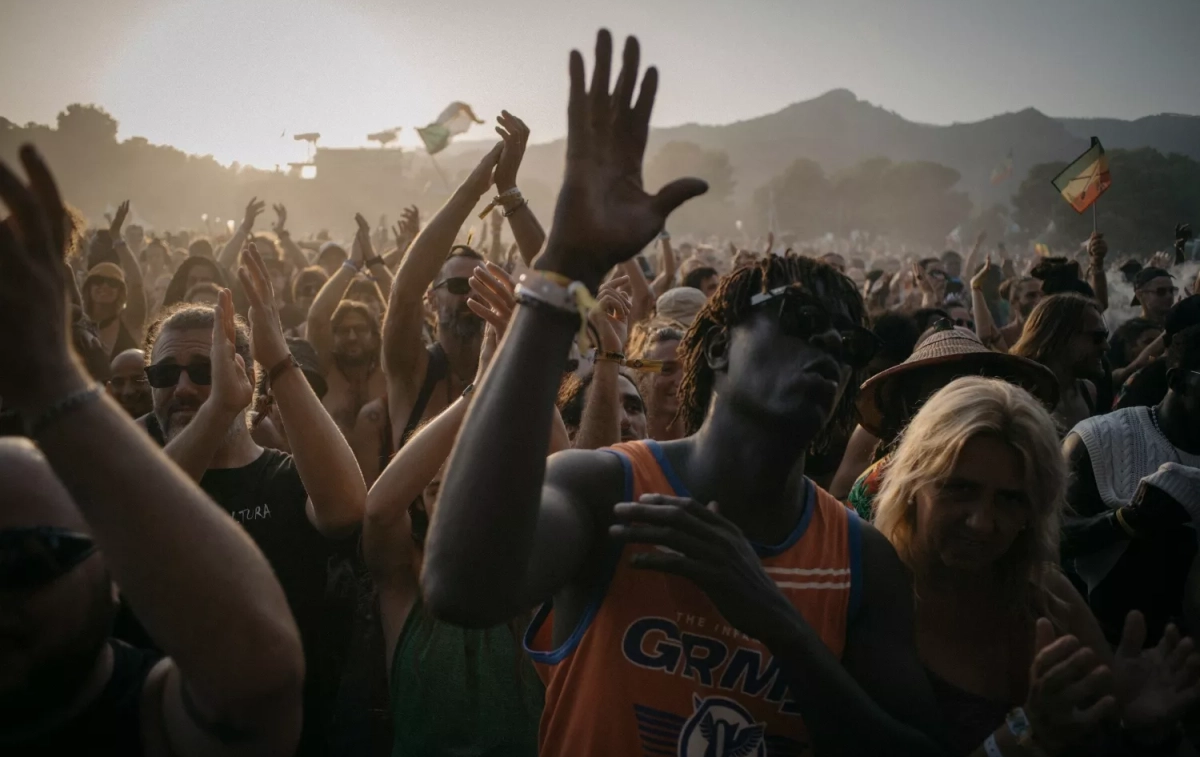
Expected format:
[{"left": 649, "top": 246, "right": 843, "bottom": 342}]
[{"left": 422, "top": 30, "right": 948, "bottom": 757}]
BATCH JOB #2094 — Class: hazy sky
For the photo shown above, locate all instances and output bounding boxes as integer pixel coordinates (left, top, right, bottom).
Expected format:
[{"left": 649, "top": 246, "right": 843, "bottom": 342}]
[{"left": 2, "top": 0, "right": 1197, "bottom": 168}]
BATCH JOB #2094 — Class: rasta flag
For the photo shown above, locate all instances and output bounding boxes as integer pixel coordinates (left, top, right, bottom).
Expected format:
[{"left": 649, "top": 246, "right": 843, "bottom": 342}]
[
  {"left": 990, "top": 151, "right": 1013, "bottom": 186},
  {"left": 1051, "top": 137, "right": 1112, "bottom": 213},
  {"left": 417, "top": 102, "right": 484, "bottom": 155}
]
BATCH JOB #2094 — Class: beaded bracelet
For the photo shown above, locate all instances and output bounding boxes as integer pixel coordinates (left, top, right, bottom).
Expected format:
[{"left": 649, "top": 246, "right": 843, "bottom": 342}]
[{"left": 28, "top": 384, "right": 105, "bottom": 438}]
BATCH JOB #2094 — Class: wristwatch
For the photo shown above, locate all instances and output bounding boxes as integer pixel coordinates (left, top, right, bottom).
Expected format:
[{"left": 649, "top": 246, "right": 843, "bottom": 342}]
[{"left": 363, "top": 254, "right": 385, "bottom": 269}]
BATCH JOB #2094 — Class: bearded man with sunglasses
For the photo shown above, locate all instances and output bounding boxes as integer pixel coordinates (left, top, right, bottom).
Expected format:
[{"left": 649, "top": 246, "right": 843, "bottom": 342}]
[
  {"left": 144, "top": 243, "right": 367, "bottom": 756},
  {"left": 421, "top": 31, "right": 946, "bottom": 757},
  {"left": 0, "top": 146, "right": 304, "bottom": 755}
]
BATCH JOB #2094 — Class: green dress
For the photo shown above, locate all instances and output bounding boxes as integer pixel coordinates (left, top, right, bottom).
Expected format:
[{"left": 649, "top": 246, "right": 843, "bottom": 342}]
[{"left": 389, "top": 597, "right": 544, "bottom": 757}]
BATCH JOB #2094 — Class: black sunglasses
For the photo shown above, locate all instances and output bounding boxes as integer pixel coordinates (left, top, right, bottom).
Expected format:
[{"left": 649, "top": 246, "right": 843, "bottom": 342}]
[
  {"left": 0, "top": 526, "right": 97, "bottom": 591},
  {"left": 145, "top": 361, "right": 213, "bottom": 389},
  {"left": 432, "top": 277, "right": 471, "bottom": 296},
  {"left": 1140, "top": 286, "right": 1178, "bottom": 298},
  {"left": 751, "top": 286, "right": 879, "bottom": 368}
]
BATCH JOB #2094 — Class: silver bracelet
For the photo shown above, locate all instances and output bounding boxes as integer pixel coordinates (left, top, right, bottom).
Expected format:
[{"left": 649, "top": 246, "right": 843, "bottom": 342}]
[{"left": 27, "top": 383, "right": 105, "bottom": 438}]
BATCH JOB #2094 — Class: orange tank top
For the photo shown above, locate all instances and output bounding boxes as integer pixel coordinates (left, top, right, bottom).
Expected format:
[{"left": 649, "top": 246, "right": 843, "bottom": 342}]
[{"left": 524, "top": 439, "right": 864, "bottom": 757}]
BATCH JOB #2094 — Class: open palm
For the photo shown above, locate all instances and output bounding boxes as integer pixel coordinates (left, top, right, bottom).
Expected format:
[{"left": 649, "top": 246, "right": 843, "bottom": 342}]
[
  {"left": 1113, "top": 612, "right": 1200, "bottom": 728},
  {"left": 539, "top": 31, "right": 707, "bottom": 291}
]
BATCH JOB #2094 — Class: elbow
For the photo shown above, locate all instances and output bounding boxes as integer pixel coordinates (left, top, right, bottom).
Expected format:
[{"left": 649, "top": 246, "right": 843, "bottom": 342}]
[{"left": 420, "top": 559, "right": 516, "bottom": 629}]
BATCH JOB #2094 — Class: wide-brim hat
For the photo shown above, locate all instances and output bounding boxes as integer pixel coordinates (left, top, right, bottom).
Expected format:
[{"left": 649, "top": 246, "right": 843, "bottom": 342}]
[{"left": 857, "top": 326, "right": 1059, "bottom": 437}]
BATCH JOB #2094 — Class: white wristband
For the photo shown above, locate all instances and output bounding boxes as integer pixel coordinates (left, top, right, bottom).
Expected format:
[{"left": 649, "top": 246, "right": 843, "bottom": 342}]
[{"left": 983, "top": 734, "right": 1003, "bottom": 757}]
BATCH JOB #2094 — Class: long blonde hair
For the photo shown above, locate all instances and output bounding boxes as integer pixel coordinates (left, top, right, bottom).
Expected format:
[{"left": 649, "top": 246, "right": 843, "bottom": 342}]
[{"left": 873, "top": 377, "right": 1065, "bottom": 618}]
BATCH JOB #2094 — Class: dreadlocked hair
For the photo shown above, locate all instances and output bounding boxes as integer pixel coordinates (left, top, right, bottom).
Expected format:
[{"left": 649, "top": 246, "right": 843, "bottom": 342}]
[{"left": 676, "top": 254, "right": 868, "bottom": 451}]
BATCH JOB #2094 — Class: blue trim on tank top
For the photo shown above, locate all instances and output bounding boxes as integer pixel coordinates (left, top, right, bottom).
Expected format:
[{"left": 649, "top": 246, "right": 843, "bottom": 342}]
[
  {"left": 847, "top": 510, "right": 864, "bottom": 619},
  {"left": 643, "top": 440, "right": 814, "bottom": 558},
  {"left": 521, "top": 448, "right": 630, "bottom": 665}
]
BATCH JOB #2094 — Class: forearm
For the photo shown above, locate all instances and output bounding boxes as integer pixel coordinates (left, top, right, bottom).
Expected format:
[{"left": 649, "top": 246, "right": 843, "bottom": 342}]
[
  {"left": 1088, "top": 259, "right": 1109, "bottom": 312},
  {"left": 115, "top": 241, "right": 146, "bottom": 329},
  {"left": 370, "top": 397, "right": 468, "bottom": 520},
  {"left": 426, "top": 305, "right": 577, "bottom": 618},
  {"left": 218, "top": 224, "right": 251, "bottom": 271},
  {"left": 506, "top": 204, "right": 546, "bottom": 264},
  {"left": 574, "top": 360, "right": 621, "bottom": 450},
  {"left": 652, "top": 238, "right": 676, "bottom": 297},
  {"left": 277, "top": 231, "right": 308, "bottom": 272},
  {"left": 366, "top": 261, "right": 393, "bottom": 299},
  {"left": 393, "top": 188, "right": 480, "bottom": 302},
  {"left": 306, "top": 264, "right": 354, "bottom": 364},
  {"left": 766, "top": 612, "right": 947, "bottom": 756},
  {"left": 620, "top": 260, "right": 657, "bottom": 324},
  {"left": 35, "top": 378, "right": 302, "bottom": 707},
  {"left": 163, "top": 402, "right": 242, "bottom": 481},
  {"left": 272, "top": 365, "right": 366, "bottom": 536},
  {"left": 971, "top": 288, "right": 999, "bottom": 344}
]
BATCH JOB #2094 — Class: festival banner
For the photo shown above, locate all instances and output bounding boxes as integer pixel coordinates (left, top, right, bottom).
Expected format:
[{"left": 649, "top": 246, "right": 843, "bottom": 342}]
[
  {"left": 417, "top": 102, "right": 485, "bottom": 155},
  {"left": 1051, "top": 137, "right": 1111, "bottom": 213}
]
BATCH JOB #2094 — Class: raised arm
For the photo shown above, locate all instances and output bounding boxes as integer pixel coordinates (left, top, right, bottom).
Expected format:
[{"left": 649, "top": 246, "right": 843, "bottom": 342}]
[
  {"left": 619, "top": 258, "right": 656, "bottom": 324},
  {"left": 218, "top": 197, "right": 265, "bottom": 271},
  {"left": 573, "top": 283, "right": 631, "bottom": 450},
  {"left": 272, "top": 203, "right": 310, "bottom": 273},
  {"left": 650, "top": 233, "right": 675, "bottom": 298},
  {"left": 383, "top": 143, "right": 501, "bottom": 381},
  {"left": 355, "top": 212, "right": 393, "bottom": 300},
  {"left": 970, "top": 255, "right": 1008, "bottom": 350},
  {"left": 305, "top": 251, "right": 357, "bottom": 373},
  {"left": 493, "top": 110, "right": 546, "bottom": 263},
  {"left": 422, "top": 31, "right": 707, "bottom": 627},
  {"left": 110, "top": 201, "right": 147, "bottom": 334},
  {"left": 961, "top": 230, "right": 985, "bottom": 286},
  {"left": 240, "top": 244, "right": 366, "bottom": 538},
  {"left": 0, "top": 146, "right": 303, "bottom": 757},
  {"left": 384, "top": 206, "right": 419, "bottom": 269}
]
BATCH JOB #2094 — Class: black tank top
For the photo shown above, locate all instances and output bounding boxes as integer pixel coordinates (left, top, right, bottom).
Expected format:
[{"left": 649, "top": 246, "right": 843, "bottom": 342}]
[{"left": 7, "top": 640, "right": 161, "bottom": 756}]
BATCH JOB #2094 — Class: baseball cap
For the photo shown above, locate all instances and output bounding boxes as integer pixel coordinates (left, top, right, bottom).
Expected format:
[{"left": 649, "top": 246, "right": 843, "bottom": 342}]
[
  {"left": 1164, "top": 295, "right": 1200, "bottom": 347},
  {"left": 1130, "top": 267, "right": 1174, "bottom": 306}
]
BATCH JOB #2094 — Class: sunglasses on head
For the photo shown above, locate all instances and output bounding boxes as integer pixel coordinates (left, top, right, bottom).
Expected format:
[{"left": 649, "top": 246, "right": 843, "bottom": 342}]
[
  {"left": 145, "top": 361, "right": 212, "bottom": 389},
  {"left": 750, "top": 286, "right": 879, "bottom": 368},
  {"left": 0, "top": 526, "right": 97, "bottom": 591},
  {"left": 432, "top": 277, "right": 471, "bottom": 296}
]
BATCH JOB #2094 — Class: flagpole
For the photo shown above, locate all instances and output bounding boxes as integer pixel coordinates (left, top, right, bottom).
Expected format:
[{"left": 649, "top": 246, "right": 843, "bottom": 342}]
[
  {"left": 427, "top": 153, "right": 451, "bottom": 193},
  {"left": 1092, "top": 199, "right": 1097, "bottom": 234}
]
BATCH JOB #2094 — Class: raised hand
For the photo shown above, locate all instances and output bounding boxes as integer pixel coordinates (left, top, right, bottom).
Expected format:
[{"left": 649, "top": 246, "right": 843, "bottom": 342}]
[
  {"left": 210, "top": 288, "right": 254, "bottom": 414},
  {"left": 1087, "top": 232, "right": 1107, "bottom": 261},
  {"left": 0, "top": 145, "right": 84, "bottom": 410},
  {"left": 242, "top": 196, "right": 266, "bottom": 232},
  {"left": 610, "top": 495, "right": 800, "bottom": 646},
  {"left": 970, "top": 254, "right": 993, "bottom": 291},
  {"left": 1024, "top": 618, "right": 1116, "bottom": 755},
  {"left": 1149, "top": 250, "right": 1173, "bottom": 270},
  {"left": 236, "top": 242, "right": 291, "bottom": 370},
  {"left": 402, "top": 204, "right": 420, "bottom": 238},
  {"left": 463, "top": 142, "right": 504, "bottom": 200},
  {"left": 352, "top": 212, "right": 373, "bottom": 265},
  {"left": 537, "top": 30, "right": 707, "bottom": 290},
  {"left": 272, "top": 203, "right": 287, "bottom": 234},
  {"left": 592, "top": 275, "right": 632, "bottom": 352},
  {"left": 467, "top": 262, "right": 517, "bottom": 336},
  {"left": 1112, "top": 611, "right": 1200, "bottom": 729},
  {"left": 493, "top": 110, "right": 530, "bottom": 191},
  {"left": 110, "top": 199, "right": 130, "bottom": 238}
]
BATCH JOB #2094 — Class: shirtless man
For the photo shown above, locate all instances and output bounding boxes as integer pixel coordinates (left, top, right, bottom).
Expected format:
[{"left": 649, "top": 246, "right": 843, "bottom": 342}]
[{"left": 306, "top": 214, "right": 392, "bottom": 433}]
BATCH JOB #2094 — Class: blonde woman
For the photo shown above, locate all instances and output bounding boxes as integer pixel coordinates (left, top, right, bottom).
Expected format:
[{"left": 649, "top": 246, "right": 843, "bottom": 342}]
[{"left": 874, "top": 377, "right": 1200, "bottom": 756}]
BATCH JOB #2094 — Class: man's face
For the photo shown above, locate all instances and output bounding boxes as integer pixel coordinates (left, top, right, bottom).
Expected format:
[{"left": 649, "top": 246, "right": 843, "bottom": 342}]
[
  {"left": 0, "top": 445, "right": 115, "bottom": 730},
  {"left": 1068, "top": 307, "right": 1109, "bottom": 380},
  {"left": 106, "top": 351, "right": 152, "bottom": 418},
  {"left": 639, "top": 338, "right": 682, "bottom": 422},
  {"left": 1138, "top": 276, "right": 1177, "bottom": 319},
  {"left": 332, "top": 310, "right": 379, "bottom": 367},
  {"left": 1014, "top": 280, "right": 1043, "bottom": 319},
  {"left": 185, "top": 263, "right": 217, "bottom": 293},
  {"left": 946, "top": 304, "right": 974, "bottom": 332},
  {"left": 293, "top": 277, "right": 324, "bottom": 316},
  {"left": 914, "top": 434, "right": 1031, "bottom": 573},
  {"left": 719, "top": 290, "right": 855, "bottom": 442},
  {"left": 1130, "top": 328, "right": 1162, "bottom": 361},
  {"left": 699, "top": 275, "right": 720, "bottom": 299},
  {"left": 150, "top": 327, "right": 217, "bottom": 441},
  {"left": 617, "top": 374, "right": 648, "bottom": 442},
  {"left": 922, "top": 260, "right": 947, "bottom": 282},
  {"left": 318, "top": 247, "right": 348, "bottom": 277},
  {"left": 430, "top": 257, "right": 484, "bottom": 342}
]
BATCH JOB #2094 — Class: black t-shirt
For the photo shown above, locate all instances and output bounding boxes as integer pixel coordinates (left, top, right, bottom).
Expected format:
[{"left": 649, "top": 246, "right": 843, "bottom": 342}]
[
  {"left": 1115, "top": 361, "right": 1169, "bottom": 410},
  {"left": 201, "top": 449, "right": 352, "bottom": 756},
  {"left": 7, "top": 640, "right": 161, "bottom": 756}
]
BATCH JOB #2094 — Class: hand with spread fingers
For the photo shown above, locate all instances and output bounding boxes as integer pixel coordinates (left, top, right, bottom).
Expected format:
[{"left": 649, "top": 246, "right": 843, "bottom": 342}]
[
  {"left": 0, "top": 145, "right": 88, "bottom": 411},
  {"left": 1112, "top": 611, "right": 1200, "bottom": 730},
  {"left": 609, "top": 494, "right": 799, "bottom": 646},
  {"left": 353, "top": 212, "right": 374, "bottom": 265},
  {"left": 592, "top": 275, "right": 632, "bottom": 353},
  {"left": 241, "top": 196, "right": 266, "bottom": 232},
  {"left": 1023, "top": 618, "right": 1117, "bottom": 755},
  {"left": 209, "top": 287, "right": 254, "bottom": 414},
  {"left": 466, "top": 263, "right": 517, "bottom": 376},
  {"left": 237, "top": 242, "right": 291, "bottom": 370},
  {"left": 536, "top": 30, "right": 708, "bottom": 290},
  {"left": 272, "top": 203, "right": 287, "bottom": 234},
  {"left": 109, "top": 199, "right": 130, "bottom": 239},
  {"left": 494, "top": 110, "right": 530, "bottom": 192}
]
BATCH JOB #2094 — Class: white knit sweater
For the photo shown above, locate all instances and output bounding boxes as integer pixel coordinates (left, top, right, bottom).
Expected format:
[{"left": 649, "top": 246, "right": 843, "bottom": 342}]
[{"left": 1072, "top": 406, "right": 1200, "bottom": 510}]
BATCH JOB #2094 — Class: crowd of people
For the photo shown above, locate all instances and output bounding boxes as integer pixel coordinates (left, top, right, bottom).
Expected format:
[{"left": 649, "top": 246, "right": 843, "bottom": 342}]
[{"left": 5, "top": 28, "right": 1200, "bottom": 757}]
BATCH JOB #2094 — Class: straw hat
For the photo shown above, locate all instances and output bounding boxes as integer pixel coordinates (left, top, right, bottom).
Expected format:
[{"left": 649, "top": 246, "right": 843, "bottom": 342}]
[
  {"left": 857, "top": 324, "right": 1058, "bottom": 437},
  {"left": 656, "top": 287, "right": 708, "bottom": 326}
]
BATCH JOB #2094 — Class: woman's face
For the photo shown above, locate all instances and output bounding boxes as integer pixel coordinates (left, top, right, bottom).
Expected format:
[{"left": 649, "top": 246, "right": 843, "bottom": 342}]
[
  {"left": 642, "top": 338, "right": 682, "bottom": 420},
  {"left": 88, "top": 278, "right": 122, "bottom": 307},
  {"left": 1130, "top": 327, "right": 1162, "bottom": 361},
  {"left": 914, "top": 434, "right": 1031, "bottom": 573}
]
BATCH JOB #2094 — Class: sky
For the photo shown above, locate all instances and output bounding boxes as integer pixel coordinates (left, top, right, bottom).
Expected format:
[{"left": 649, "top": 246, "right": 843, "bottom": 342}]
[{"left": 2, "top": 0, "right": 1197, "bottom": 169}]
